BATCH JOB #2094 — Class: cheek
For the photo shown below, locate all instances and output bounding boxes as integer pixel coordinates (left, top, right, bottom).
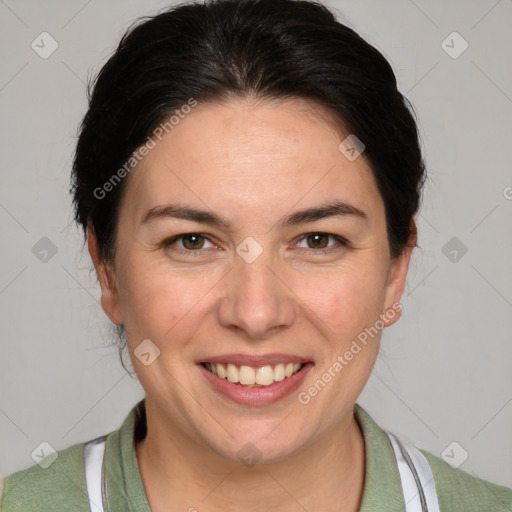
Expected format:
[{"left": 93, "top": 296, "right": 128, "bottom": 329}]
[
  {"left": 116, "top": 260, "right": 217, "bottom": 345},
  {"left": 296, "top": 270, "right": 386, "bottom": 418},
  {"left": 298, "top": 262, "right": 388, "bottom": 342}
]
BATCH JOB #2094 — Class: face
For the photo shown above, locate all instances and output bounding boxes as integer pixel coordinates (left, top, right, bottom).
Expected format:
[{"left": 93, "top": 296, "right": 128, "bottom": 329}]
[{"left": 89, "top": 97, "right": 413, "bottom": 464}]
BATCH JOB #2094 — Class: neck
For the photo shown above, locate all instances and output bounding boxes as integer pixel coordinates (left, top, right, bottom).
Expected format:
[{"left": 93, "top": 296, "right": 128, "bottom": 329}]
[{"left": 135, "top": 401, "right": 366, "bottom": 512}]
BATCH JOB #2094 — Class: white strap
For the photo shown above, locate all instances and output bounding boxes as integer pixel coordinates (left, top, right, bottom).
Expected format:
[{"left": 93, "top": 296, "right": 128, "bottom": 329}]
[
  {"left": 385, "top": 431, "right": 440, "bottom": 512},
  {"left": 84, "top": 437, "right": 106, "bottom": 512}
]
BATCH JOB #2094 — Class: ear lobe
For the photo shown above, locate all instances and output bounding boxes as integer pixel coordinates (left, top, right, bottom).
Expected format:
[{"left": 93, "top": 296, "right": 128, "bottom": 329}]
[
  {"left": 382, "top": 219, "right": 417, "bottom": 327},
  {"left": 87, "top": 222, "right": 123, "bottom": 325}
]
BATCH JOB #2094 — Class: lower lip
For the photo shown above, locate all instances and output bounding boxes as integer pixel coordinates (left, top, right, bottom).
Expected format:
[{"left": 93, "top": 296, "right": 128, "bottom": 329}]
[{"left": 198, "top": 363, "right": 313, "bottom": 406}]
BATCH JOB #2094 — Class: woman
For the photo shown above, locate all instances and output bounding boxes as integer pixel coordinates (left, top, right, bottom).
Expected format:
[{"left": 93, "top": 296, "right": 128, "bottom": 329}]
[{"left": 1, "top": 0, "right": 510, "bottom": 510}]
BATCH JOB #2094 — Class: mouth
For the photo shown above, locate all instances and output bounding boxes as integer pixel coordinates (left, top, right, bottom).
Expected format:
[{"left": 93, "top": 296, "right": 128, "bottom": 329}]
[
  {"left": 197, "top": 355, "right": 313, "bottom": 406},
  {"left": 201, "top": 361, "right": 304, "bottom": 387}
]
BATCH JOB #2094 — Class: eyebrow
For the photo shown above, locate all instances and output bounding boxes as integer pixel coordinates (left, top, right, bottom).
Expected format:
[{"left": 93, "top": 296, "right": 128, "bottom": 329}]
[{"left": 140, "top": 201, "right": 368, "bottom": 229}]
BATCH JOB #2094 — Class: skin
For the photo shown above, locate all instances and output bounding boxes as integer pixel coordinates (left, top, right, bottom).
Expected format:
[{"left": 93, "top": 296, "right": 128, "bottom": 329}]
[{"left": 88, "top": 96, "right": 415, "bottom": 512}]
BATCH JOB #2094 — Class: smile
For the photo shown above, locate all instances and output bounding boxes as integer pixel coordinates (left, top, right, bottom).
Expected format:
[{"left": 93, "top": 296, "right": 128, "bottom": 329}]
[
  {"left": 198, "top": 354, "right": 313, "bottom": 405},
  {"left": 202, "top": 362, "right": 303, "bottom": 387}
]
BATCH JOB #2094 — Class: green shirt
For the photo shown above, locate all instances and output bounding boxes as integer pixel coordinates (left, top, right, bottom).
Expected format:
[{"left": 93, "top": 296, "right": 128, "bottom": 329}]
[{"left": 1, "top": 399, "right": 511, "bottom": 511}]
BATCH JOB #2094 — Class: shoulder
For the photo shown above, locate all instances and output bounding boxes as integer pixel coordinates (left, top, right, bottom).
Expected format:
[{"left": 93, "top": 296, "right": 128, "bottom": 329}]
[
  {"left": 355, "top": 403, "right": 512, "bottom": 511},
  {"left": 419, "top": 448, "right": 512, "bottom": 512},
  {"left": 1, "top": 400, "right": 143, "bottom": 511},
  {"left": 0, "top": 438, "right": 94, "bottom": 511}
]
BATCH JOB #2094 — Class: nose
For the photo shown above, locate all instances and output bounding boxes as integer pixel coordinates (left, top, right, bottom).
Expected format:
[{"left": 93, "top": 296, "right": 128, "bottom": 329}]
[{"left": 217, "top": 249, "right": 296, "bottom": 340}]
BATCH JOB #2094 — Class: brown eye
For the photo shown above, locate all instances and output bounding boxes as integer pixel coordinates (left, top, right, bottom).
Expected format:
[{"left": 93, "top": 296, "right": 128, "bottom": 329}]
[
  {"left": 305, "top": 233, "right": 329, "bottom": 249},
  {"left": 164, "top": 233, "right": 215, "bottom": 251},
  {"left": 296, "top": 233, "right": 348, "bottom": 252},
  {"left": 181, "top": 234, "right": 206, "bottom": 249}
]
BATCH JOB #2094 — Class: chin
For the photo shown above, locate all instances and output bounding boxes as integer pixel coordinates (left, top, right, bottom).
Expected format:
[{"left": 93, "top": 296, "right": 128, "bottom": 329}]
[{"left": 204, "top": 429, "right": 308, "bottom": 467}]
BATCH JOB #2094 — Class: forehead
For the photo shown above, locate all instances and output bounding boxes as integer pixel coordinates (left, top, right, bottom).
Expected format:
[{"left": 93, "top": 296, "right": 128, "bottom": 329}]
[{"left": 121, "top": 97, "right": 383, "bottom": 226}]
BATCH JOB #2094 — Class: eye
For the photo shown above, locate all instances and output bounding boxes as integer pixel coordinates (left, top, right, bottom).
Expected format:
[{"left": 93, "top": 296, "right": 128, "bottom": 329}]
[
  {"left": 163, "top": 233, "right": 217, "bottom": 252},
  {"left": 295, "top": 233, "right": 348, "bottom": 252},
  {"left": 162, "top": 232, "right": 348, "bottom": 256}
]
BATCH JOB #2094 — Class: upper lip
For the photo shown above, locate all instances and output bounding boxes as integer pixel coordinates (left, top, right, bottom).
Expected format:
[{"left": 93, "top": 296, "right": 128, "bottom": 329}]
[{"left": 199, "top": 353, "right": 311, "bottom": 367}]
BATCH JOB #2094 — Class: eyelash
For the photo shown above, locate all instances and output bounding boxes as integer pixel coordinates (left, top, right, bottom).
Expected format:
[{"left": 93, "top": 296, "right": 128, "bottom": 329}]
[{"left": 162, "top": 232, "right": 349, "bottom": 255}]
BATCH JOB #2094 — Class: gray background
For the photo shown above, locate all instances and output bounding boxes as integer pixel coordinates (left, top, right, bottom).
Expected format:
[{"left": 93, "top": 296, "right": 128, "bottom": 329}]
[{"left": 1, "top": 0, "right": 511, "bottom": 489}]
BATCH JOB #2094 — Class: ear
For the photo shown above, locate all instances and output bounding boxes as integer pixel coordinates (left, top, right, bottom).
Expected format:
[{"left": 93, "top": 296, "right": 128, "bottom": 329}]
[
  {"left": 87, "top": 222, "right": 123, "bottom": 325},
  {"left": 381, "top": 218, "right": 417, "bottom": 327}
]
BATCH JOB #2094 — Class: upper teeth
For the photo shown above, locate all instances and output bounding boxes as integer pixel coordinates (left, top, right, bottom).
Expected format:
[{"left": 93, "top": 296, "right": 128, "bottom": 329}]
[{"left": 204, "top": 362, "right": 302, "bottom": 387}]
